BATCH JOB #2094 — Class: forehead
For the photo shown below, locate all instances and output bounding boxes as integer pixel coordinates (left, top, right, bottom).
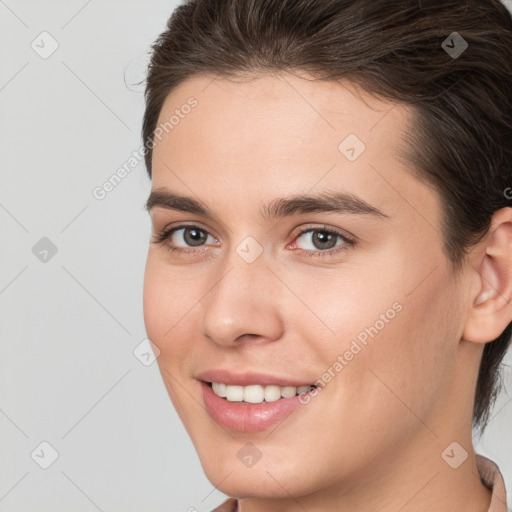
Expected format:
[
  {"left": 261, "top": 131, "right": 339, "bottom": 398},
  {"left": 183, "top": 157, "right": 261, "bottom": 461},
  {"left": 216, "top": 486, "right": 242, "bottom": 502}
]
[
  {"left": 154, "top": 72, "right": 408, "bottom": 160},
  {"left": 150, "top": 72, "right": 439, "bottom": 228}
]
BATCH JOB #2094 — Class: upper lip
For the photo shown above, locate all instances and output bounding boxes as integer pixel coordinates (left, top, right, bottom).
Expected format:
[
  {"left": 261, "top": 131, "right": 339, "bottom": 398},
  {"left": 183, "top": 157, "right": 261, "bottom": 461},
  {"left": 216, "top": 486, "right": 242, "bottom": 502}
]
[{"left": 196, "top": 369, "right": 316, "bottom": 387}]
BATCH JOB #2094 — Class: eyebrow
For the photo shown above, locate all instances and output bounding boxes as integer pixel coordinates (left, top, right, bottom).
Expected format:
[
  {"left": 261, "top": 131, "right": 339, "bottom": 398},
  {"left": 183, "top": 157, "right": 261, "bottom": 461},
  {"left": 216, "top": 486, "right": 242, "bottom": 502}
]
[{"left": 145, "top": 187, "right": 389, "bottom": 221}]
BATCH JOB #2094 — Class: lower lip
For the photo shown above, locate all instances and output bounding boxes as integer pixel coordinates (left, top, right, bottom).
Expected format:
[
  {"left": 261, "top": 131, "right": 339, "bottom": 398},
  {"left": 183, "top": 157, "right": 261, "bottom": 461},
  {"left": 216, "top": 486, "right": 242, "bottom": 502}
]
[{"left": 200, "top": 381, "right": 314, "bottom": 432}]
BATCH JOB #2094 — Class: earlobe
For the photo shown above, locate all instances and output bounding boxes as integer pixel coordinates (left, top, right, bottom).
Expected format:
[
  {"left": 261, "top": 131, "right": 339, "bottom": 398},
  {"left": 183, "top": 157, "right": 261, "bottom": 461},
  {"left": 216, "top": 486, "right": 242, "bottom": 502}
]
[{"left": 462, "top": 207, "right": 512, "bottom": 344}]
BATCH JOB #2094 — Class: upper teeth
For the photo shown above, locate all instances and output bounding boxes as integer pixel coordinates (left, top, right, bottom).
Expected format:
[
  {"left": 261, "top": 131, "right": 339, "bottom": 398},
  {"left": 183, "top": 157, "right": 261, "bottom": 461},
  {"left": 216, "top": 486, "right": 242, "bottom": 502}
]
[{"left": 211, "top": 382, "right": 315, "bottom": 403}]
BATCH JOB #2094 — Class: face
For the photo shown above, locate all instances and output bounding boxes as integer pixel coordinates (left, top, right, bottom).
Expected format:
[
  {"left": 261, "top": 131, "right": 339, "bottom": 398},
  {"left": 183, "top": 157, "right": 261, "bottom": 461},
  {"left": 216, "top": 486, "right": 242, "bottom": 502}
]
[{"left": 143, "top": 72, "right": 470, "bottom": 499}]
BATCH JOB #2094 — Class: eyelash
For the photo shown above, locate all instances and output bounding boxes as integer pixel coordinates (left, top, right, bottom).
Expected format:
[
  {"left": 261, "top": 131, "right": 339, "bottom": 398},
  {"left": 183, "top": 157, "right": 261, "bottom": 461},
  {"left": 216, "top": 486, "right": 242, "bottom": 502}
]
[{"left": 152, "top": 224, "right": 356, "bottom": 259}]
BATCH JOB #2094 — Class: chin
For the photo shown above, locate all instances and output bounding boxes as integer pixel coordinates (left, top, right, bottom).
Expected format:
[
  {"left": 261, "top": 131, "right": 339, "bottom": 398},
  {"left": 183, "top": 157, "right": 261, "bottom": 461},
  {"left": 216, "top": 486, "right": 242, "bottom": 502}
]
[{"left": 197, "top": 446, "right": 317, "bottom": 500}]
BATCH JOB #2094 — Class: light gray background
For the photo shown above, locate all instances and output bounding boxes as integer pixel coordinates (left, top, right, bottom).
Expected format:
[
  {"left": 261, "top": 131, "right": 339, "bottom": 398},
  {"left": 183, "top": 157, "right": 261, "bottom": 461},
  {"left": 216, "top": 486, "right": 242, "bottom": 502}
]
[{"left": 1, "top": 1, "right": 511, "bottom": 511}]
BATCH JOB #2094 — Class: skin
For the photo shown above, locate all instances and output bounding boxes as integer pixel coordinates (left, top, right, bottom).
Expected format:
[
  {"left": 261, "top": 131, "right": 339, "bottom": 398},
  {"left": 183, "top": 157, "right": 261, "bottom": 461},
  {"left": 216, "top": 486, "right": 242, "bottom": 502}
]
[{"left": 143, "top": 71, "right": 512, "bottom": 511}]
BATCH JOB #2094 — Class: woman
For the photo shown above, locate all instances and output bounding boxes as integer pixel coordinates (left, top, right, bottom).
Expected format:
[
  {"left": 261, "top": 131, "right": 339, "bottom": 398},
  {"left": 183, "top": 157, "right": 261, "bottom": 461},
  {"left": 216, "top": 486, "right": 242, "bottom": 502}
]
[{"left": 141, "top": 0, "right": 512, "bottom": 510}]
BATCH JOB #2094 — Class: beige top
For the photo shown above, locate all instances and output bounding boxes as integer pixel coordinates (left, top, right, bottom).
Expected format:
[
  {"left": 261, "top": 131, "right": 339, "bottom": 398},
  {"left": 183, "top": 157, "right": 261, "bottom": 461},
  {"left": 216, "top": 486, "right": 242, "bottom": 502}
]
[
  {"left": 475, "top": 454, "right": 508, "bottom": 512},
  {"left": 211, "top": 454, "right": 508, "bottom": 512}
]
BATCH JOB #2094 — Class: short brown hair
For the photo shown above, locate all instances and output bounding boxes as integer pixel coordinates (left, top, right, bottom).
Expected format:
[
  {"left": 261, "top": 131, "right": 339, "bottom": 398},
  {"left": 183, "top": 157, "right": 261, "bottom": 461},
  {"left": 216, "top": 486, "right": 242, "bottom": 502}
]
[{"left": 142, "top": 0, "right": 512, "bottom": 432}]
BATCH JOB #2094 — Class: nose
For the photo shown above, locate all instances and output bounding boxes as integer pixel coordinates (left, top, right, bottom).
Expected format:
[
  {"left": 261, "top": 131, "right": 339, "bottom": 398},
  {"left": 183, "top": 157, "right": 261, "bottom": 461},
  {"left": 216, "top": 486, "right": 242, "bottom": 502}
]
[{"left": 200, "top": 249, "right": 285, "bottom": 347}]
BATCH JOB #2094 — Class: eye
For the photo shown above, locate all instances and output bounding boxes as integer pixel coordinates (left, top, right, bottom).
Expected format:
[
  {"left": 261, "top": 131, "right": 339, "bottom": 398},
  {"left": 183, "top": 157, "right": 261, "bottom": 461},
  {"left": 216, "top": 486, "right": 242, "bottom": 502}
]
[
  {"left": 290, "top": 225, "right": 355, "bottom": 258},
  {"left": 152, "top": 225, "right": 218, "bottom": 254}
]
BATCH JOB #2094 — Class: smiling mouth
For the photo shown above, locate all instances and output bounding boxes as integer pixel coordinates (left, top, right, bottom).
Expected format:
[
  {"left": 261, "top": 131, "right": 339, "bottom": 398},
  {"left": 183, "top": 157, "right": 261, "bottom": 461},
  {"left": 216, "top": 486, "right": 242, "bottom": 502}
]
[{"left": 206, "top": 381, "right": 317, "bottom": 404}]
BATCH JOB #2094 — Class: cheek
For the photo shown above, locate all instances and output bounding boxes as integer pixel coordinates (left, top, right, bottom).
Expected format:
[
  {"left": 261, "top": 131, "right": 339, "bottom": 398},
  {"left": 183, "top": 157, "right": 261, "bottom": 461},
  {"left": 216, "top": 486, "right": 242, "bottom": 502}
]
[
  {"left": 143, "top": 257, "right": 200, "bottom": 420},
  {"left": 338, "top": 268, "right": 462, "bottom": 428},
  {"left": 143, "top": 259, "right": 189, "bottom": 382},
  {"left": 142, "top": 258, "right": 168, "bottom": 342},
  {"left": 143, "top": 254, "right": 197, "bottom": 342},
  {"left": 298, "top": 255, "right": 462, "bottom": 428}
]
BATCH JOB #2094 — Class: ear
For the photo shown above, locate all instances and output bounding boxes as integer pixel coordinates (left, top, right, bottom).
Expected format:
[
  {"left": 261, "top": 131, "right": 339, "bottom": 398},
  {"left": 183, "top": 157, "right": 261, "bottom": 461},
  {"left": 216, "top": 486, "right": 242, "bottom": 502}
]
[{"left": 462, "top": 207, "right": 512, "bottom": 343}]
